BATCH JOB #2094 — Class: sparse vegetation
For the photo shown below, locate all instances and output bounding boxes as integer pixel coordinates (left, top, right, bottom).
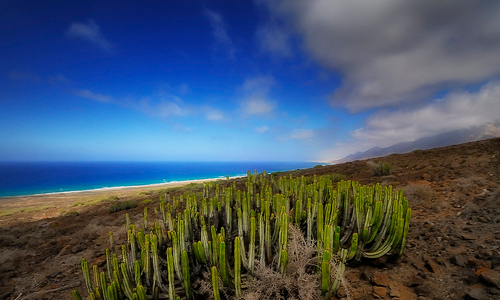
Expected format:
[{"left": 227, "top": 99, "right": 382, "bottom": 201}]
[
  {"left": 141, "top": 199, "right": 153, "bottom": 205},
  {"left": 372, "top": 162, "right": 393, "bottom": 176},
  {"left": 403, "top": 184, "right": 435, "bottom": 209},
  {"left": 108, "top": 200, "right": 138, "bottom": 213},
  {"left": 330, "top": 173, "right": 345, "bottom": 182},
  {"left": 0, "top": 204, "right": 55, "bottom": 217},
  {"left": 73, "top": 174, "right": 410, "bottom": 300}
]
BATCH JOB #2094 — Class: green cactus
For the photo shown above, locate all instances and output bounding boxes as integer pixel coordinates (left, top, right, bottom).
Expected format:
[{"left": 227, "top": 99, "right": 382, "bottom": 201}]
[
  {"left": 105, "top": 248, "right": 112, "bottom": 282},
  {"left": 248, "top": 216, "right": 256, "bottom": 275},
  {"left": 234, "top": 236, "right": 242, "bottom": 299},
  {"left": 167, "top": 247, "right": 176, "bottom": 300},
  {"left": 211, "top": 266, "right": 221, "bottom": 300},
  {"left": 120, "top": 262, "right": 134, "bottom": 300},
  {"left": 171, "top": 231, "right": 182, "bottom": 280},
  {"left": 321, "top": 249, "right": 331, "bottom": 295},
  {"left": 74, "top": 176, "right": 412, "bottom": 300},
  {"left": 181, "top": 250, "right": 193, "bottom": 300},
  {"left": 81, "top": 259, "right": 93, "bottom": 296},
  {"left": 219, "top": 238, "right": 230, "bottom": 287},
  {"left": 72, "top": 289, "right": 83, "bottom": 300}
]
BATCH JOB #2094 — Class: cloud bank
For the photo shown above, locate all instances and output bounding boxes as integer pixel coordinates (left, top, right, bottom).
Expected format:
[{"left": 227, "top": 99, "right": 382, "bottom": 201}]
[
  {"left": 352, "top": 81, "right": 500, "bottom": 147},
  {"left": 261, "top": 0, "right": 500, "bottom": 112}
]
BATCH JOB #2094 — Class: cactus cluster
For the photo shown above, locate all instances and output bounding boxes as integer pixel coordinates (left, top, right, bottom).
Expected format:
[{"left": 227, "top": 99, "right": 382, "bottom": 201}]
[{"left": 73, "top": 172, "right": 411, "bottom": 300}]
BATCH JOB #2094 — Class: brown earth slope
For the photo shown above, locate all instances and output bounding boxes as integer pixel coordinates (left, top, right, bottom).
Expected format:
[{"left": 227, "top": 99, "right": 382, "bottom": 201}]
[{"left": 1, "top": 137, "right": 499, "bottom": 300}]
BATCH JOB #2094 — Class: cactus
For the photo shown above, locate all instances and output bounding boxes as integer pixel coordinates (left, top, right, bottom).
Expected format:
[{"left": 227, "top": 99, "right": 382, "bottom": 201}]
[
  {"left": 74, "top": 175, "right": 411, "bottom": 300},
  {"left": 81, "top": 258, "right": 93, "bottom": 296},
  {"left": 219, "top": 238, "right": 231, "bottom": 287},
  {"left": 72, "top": 289, "right": 83, "bottom": 300},
  {"left": 211, "top": 266, "right": 221, "bottom": 300},
  {"left": 248, "top": 216, "right": 256, "bottom": 275},
  {"left": 321, "top": 249, "right": 331, "bottom": 295},
  {"left": 106, "top": 248, "right": 112, "bottom": 282},
  {"left": 167, "top": 247, "right": 176, "bottom": 300},
  {"left": 181, "top": 250, "right": 193, "bottom": 300},
  {"left": 234, "top": 236, "right": 242, "bottom": 299}
]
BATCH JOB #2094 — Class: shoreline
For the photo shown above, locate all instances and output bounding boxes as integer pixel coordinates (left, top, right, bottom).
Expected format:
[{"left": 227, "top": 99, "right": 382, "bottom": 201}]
[
  {"left": 0, "top": 175, "right": 245, "bottom": 200},
  {"left": 0, "top": 176, "right": 243, "bottom": 223}
]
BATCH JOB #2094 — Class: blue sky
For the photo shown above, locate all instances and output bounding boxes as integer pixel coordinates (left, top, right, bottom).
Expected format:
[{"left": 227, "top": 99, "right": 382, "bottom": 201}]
[{"left": 1, "top": 0, "right": 500, "bottom": 162}]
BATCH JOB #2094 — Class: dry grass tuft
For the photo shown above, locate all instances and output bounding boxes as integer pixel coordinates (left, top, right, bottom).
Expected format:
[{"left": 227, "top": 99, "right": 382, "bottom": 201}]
[
  {"left": 244, "top": 225, "right": 321, "bottom": 300},
  {"left": 403, "top": 184, "right": 435, "bottom": 209}
]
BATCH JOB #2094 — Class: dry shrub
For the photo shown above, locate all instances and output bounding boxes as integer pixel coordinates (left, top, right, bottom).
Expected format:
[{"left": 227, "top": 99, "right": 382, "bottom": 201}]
[
  {"left": 195, "top": 225, "right": 350, "bottom": 300},
  {"left": 455, "top": 176, "right": 486, "bottom": 194},
  {"left": 403, "top": 184, "right": 435, "bottom": 209},
  {"left": 244, "top": 225, "right": 322, "bottom": 300}
]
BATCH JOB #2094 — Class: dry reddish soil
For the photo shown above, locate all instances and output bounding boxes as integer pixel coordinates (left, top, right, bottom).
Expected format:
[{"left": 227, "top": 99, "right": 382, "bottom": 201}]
[{"left": 1, "top": 138, "right": 499, "bottom": 300}]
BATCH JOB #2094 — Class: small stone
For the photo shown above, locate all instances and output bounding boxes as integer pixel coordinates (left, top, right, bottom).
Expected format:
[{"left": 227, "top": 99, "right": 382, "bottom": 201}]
[
  {"left": 71, "top": 243, "right": 86, "bottom": 254},
  {"left": 423, "top": 255, "right": 440, "bottom": 273},
  {"left": 469, "top": 258, "right": 492, "bottom": 270},
  {"left": 479, "top": 268, "right": 500, "bottom": 288},
  {"left": 478, "top": 216, "right": 488, "bottom": 223},
  {"left": 466, "top": 285, "right": 489, "bottom": 300},
  {"left": 452, "top": 254, "right": 468, "bottom": 267},
  {"left": 361, "top": 268, "right": 374, "bottom": 281},
  {"left": 336, "top": 286, "right": 348, "bottom": 298},
  {"left": 372, "top": 273, "right": 391, "bottom": 287},
  {"left": 389, "top": 283, "right": 401, "bottom": 297},
  {"left": 462, "top": 234, "right": 477, "bottom": 240},
  {"left": 373, "top": 286, "right": 387, "bottom": 298},
  {"left": 408, "top": 274, "right": 425, "bottom": 287},
  {"left": 47, "top": 271, "right": 59, "bottom": 279},
  {"left": 371, "top": 255, "right": 389, "bottom": 267}
]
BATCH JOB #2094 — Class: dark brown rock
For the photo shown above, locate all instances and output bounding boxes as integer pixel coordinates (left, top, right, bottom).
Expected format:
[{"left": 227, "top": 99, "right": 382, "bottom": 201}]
[
  {"left": 423, "top": 255, "right": 440, "bottom": 273},
  {"left": 452, "top": 254, "right": 468, "bottom": 267},
  {"left": 466, "top": 285, "right": 489, "bottom": 300},
  {"left": 478, "top": 269, "right": 500, "bottom": 288},
  {"left": 469, "top": 258, "right": 493, "bottom": 271}
]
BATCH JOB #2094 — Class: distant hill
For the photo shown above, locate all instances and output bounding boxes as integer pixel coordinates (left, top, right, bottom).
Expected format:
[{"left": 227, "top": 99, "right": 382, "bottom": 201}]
[{"left": 333, "top": 121, "right": 500, "bottom": 164}]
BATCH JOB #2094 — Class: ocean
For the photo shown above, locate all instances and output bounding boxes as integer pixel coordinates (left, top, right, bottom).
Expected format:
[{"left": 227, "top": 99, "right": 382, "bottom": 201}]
[{"left": 0, "top": 161, "right": 319, "bottom": 197}]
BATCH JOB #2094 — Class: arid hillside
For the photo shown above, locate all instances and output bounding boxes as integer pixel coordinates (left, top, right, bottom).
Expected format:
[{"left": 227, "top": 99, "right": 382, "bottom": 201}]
[{"left": 1, "top": 137, "right": 499, "bottom": 300}]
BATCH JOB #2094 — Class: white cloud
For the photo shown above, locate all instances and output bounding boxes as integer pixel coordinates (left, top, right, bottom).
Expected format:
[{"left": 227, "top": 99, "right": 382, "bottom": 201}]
[
  {"left": 66, "top": 19, "right": 113, "bottom": 51},
  {"left": 243, "top": 76, "right": 275, "bottom": 94},
  {"left": 204, "top": 9, "right": 235, "bottom": 59},
  {"left": 204, "top": 107, "right": 224, "bottom": 121},
  {"left": 240, "top": 76, "right": 277, "bottom": 116},
  {"left": 260, "top": 0, "right": 500, "bottom": 112},
  {"left": 318, "top": 80, "right": 500, "bottom": 161},
  {"left": 290, "top": 129, "right": 315, "bottom": 139},
  {"left": 352, "top": 81, "right": 500, "bottom": 146},
  {"left": 242, "top": 96, "right": 276, "bottom": 115},
  {"left": 75, "top": 89, "right": 113, "bottom": 103},
  {"left": 255, "top": 125, "right": 270, "bottom": 134}
]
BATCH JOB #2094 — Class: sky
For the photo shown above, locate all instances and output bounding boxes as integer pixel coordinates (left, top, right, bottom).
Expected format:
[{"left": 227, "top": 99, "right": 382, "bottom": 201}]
[{"left": 1, "top": 0, "right": 500, "bottom": 162}]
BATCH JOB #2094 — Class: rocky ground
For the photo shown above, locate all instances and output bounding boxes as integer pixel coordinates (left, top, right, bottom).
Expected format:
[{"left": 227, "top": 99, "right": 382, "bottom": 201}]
[{"left": 0, "top": 138, "right": 499, "bottom": 300}]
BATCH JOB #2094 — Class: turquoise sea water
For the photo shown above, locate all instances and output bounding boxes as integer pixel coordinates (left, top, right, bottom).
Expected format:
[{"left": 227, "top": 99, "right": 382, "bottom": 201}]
[{"left": 0, "top": 161, "right": 319, "bottom": 197}]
